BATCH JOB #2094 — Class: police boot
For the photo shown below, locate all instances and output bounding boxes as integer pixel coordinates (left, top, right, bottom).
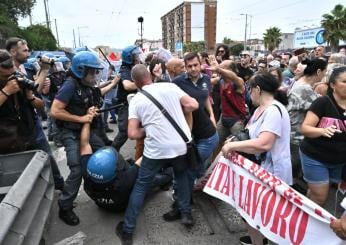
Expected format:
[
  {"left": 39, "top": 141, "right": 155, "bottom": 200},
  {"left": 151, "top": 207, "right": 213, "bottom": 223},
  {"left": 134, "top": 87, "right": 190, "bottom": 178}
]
[{"left": 59, "top": 208, "right": 80, "bottom": 226}]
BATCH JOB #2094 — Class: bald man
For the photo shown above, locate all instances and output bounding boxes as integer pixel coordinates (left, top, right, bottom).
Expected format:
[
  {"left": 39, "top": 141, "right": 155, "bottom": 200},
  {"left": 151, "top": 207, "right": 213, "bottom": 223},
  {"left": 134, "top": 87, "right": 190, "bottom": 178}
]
[{"left": 166, "top": 58, "right": 185, "bottom": 81}]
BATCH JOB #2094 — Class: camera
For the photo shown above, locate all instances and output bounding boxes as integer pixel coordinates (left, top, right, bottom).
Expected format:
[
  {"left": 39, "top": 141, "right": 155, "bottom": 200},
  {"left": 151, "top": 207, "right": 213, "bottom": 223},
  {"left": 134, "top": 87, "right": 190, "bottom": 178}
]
[
  {"left": 38, "top": 55, "right": 55, "bottom": 66},
  {"left": 11, "top": 71, "right": 38, "bottom": 90}
]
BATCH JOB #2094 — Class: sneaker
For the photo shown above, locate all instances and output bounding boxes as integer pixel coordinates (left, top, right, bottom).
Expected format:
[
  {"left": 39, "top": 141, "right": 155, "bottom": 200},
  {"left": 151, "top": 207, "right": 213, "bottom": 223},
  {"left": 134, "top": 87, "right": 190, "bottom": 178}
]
[
  {"left": 181, "top": 213, "right": 194, "bottom": 227},
  {"left": 115, "top": 221, "right": 133, "bottom": 245},
  {"left": 58, "top": 208, "right": 80, "bottom": 226},
  {"left": 239, "top": 235, "right": 268, "bottom": 245},
  {"left": 163, "top": 207, "right": 181, "bottom": 221}
]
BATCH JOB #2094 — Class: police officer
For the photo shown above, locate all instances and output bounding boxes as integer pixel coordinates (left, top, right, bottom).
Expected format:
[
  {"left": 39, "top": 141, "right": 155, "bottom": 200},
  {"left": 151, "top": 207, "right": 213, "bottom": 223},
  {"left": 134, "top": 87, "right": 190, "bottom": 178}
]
[
  {"left": 51, "top": 51, "right": 107, "bottom": 226},
  {"left": 80, "top": 121, "right": 172, "bottom": 212},
  {"left": 112, "top": 45, "right": 143, "bottom": 151}
]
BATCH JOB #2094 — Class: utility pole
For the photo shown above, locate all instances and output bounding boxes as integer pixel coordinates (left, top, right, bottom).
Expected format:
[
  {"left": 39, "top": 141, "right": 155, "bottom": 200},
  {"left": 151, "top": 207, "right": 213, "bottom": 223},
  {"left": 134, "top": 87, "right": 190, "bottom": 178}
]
[
  {"left": 54, "top": 19, "right": 60, "bottom": 47},
  {"left": 43, "top": 0, "right": 51, "bottom": 30},
  {"left": 73, "top": 29, "right": 76, "bottom": 48},
  {"left": 241, "top": 13, "right": 248, "bottom": 51}
]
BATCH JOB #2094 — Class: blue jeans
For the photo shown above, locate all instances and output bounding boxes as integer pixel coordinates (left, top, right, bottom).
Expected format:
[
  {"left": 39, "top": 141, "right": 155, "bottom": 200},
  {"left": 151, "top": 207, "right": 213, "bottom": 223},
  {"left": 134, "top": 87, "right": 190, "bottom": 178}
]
[
  {"left": 32, "top": 119, "right": 64, "bottom": 189},
  {"left": 188, "top": 132, "right": 219, "bottom": 194},
  {"left": 123, "top": 154, "right": 190, "bottom": 233},
  {"left": 58, "top": 128, "right": 104, "bottom": 210}
]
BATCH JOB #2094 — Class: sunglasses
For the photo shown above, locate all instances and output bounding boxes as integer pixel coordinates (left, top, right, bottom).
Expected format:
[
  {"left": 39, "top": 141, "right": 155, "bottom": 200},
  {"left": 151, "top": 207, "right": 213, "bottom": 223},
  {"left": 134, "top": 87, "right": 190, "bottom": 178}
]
[
  {"left": 0, "top": 58, "right": 14, "bottom": 69},
  {"left": 218, "top": 50, "right": 225, "bottom": 53}
]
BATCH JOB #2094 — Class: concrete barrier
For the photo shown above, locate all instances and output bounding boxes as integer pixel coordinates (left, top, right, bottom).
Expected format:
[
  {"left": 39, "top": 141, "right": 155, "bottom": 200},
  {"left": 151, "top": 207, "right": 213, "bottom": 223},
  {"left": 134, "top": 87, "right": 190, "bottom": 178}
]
[{"left": 0, "top": 150, "right": 54, "bottom": 245}]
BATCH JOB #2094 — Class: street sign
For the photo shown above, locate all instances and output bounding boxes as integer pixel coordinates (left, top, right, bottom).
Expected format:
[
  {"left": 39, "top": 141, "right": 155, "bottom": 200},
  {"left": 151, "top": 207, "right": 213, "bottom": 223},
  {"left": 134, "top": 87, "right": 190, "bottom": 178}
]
[{"left": 175, "top": 42, "right": 183, "bottom": 51}]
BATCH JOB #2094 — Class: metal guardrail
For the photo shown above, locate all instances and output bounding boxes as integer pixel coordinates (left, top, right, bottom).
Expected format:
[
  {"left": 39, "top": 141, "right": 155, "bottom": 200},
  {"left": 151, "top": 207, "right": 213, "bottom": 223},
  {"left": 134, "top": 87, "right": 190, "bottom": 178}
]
[{"left": 0, "top": 150, "right": 54, "bottom": 245}]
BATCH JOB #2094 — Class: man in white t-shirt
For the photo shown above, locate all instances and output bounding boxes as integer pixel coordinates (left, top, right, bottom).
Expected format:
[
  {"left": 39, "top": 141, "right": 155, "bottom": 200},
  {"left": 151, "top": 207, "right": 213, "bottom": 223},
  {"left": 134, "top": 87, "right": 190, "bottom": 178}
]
[{"left": 116, "top": 64, "right": 198, "bottom": 245}]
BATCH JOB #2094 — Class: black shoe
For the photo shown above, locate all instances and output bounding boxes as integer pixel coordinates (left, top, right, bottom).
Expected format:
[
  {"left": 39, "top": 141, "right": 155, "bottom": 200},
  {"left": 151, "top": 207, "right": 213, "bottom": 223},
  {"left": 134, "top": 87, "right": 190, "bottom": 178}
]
[
  {"left": 115, "top": 221, "right": 133, "bottom": 245},
  {"left": 105, "top": 127, "right": 114, "bottom": 133},
  {"left": 59, "top": 208, "right": 80, "bottom": 226},
  {"left": 48, "top": 135, "right": 53, "bottom": 141},
  {"left": 55, "top": 183, "right": 64, "bottom": 191},
  {"left": 109, "top": 120, "right": 117, "bottom": 124},
  {"left": 181, "top": 213, "right": 194, "bottom": 227},
  {"left": 163, "top": 207, "right": 181, "bottom": 221},
  {"left": 239, "top": 235, "right": 268, "bottom": 245}
]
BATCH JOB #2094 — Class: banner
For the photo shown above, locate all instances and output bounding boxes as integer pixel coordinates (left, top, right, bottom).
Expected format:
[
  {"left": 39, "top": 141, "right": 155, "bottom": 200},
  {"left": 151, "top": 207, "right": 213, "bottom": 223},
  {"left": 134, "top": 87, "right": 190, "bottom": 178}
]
[{"left": 203, "top": 153, "right": 343, "bottom": 245}]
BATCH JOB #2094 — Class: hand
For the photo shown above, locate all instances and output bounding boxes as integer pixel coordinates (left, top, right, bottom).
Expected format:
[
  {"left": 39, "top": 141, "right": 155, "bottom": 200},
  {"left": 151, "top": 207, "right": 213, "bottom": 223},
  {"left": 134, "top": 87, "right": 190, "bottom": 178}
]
[
  {"left": 111, "top": 75, "right": 120, "bottom": 86},
  {"left": 79, "top": 114, "right": 95, "bottom": 124},
  {"left": 3, "top": 79, "right": 20, "bottom": 95},
  {"left": 87, "top": 106, "right": 99, "bottom": 117},
  {"left": 330, "top": 216, "right": 346, "bottom": 240},
  {"left": 221, "top": 141, "right": 235, "bottom": 157},
  {"left": 320, "top": 125, "right": 342, "bottom": 138}
]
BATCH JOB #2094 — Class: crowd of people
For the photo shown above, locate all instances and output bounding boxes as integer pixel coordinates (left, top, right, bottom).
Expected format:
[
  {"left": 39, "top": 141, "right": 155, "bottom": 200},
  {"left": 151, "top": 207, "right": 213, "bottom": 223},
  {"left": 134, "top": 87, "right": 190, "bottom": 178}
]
[{"left": 0, "top": 36, "right": 346, "bottom": 245}]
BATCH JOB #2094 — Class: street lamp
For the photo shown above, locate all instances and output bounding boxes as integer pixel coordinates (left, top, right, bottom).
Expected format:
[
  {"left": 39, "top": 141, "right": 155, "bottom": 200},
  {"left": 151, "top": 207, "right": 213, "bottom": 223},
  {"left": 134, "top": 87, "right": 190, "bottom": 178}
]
[{"left": 138, "top": 16, "right": 144, "bottom": 48}]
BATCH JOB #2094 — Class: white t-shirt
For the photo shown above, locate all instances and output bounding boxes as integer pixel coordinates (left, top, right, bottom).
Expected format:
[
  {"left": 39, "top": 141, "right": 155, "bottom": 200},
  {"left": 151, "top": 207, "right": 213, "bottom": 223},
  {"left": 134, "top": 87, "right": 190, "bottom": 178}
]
[
  {"left": 128, "top": 82, "right": 192, "bottom": 159},
  {"left": 248, "top": 101, "right": 293, "bottom": 185}
]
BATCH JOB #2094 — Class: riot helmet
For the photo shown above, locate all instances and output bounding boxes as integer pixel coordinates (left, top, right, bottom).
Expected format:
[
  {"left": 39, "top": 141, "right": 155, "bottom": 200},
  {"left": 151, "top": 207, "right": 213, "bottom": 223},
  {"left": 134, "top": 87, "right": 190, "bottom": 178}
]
[
  {"left": 71, "top": 51, "right": 103, "bottom": 79},
  {"left": 57, "top": 56, "right": 71, "bottom": 70},
  {"left": 23, "top": 57, "right": 40, "bottom": 73},
  {"left": 87, "top": 147, "right": 118, "bottom": 184},
  {"left": 121, "top": 45, "right": 144, "bottom": 65}
]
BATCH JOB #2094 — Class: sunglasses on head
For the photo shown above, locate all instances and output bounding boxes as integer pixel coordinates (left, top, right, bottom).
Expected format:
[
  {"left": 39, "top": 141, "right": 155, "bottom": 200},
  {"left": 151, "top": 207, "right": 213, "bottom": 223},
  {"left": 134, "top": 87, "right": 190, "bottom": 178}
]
[{"left": 0, "top": 58, "right": 14, "bottom": 69}]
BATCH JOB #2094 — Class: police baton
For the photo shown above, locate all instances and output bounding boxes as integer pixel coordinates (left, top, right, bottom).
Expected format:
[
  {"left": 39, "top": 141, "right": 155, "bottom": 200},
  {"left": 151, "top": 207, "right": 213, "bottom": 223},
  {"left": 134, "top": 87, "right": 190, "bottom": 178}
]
[
  {"left": 97, "top": 103, "right": 124, "bottom": 113},
  {"left": 98, "top": 48, "right": 115, "bottom": 72}
]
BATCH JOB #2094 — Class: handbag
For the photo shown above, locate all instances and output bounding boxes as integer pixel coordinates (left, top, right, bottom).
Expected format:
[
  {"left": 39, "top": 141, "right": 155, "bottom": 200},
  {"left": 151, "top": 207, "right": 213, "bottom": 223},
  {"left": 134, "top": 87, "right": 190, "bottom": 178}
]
[
  {"left": 139, "top": 89, "right": 200, "bottom": 169},
  {"left": 229, "top": 104, "right": 283, "bottom": 165}
]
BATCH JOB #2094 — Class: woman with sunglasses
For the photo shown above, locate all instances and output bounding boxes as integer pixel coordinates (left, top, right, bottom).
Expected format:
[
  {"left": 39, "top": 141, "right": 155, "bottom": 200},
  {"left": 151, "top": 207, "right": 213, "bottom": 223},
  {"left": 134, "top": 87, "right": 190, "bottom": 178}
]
[{"left": 215, "top": 44, "right": 230, "bottom": 64}]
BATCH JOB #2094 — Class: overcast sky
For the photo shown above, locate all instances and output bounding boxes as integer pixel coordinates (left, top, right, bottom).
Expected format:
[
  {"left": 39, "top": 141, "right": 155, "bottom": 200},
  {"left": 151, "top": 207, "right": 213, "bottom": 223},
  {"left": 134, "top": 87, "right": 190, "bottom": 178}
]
[{"left": 19, "top": 0, "right": 342, "bottom": 49}]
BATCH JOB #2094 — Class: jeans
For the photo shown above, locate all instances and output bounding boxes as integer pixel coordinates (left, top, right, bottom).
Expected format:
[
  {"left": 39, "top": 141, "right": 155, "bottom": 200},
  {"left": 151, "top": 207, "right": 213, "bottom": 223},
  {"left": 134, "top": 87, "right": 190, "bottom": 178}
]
[
  {"left": 123, "top": 154, "right": 190, "bottom": 233},
  {"left": 32, "top": 119, "right": 64, "bottom": 189},
  {"left": 187, "top": 132, "right": 219, "bottom": 195},
  {"left": 43, "top": 98, "right": 61, "bottom": 140},
  {"left": 217, "top": 116, "right": 244, "bottom": 144},
  {"left": 112, "top": 105, "right": 128, "bottom": 151},
  {"left": 58, "top": 128, "right": 104, "bottom": 210}
]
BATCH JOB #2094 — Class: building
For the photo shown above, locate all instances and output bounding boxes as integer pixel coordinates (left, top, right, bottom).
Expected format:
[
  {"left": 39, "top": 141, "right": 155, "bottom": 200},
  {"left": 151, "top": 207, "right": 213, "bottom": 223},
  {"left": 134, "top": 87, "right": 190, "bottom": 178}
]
[
  {"left": 161, "top": 0, "right": 217, "bottom": 53},
  {"left": 278, "top": 33, "right": 294, "bottom": 50},
  {"left": 247, "top": 38, "right": 265, "bottom": 53},
  {"left": 135, "top": 39, "right": 163, "bottom": 53}
]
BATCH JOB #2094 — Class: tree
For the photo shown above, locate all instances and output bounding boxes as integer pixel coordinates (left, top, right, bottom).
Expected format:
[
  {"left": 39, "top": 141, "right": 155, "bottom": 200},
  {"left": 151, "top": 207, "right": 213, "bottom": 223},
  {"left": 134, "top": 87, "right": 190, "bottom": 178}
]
[
  {"left": 183, "top": 41, "right": 206, "bottom": 53},
  {"left": 263, "top": 27, "right": 282, "bottom": 53},
  {"left": 229, "top": 43, "right": 244, "bottom": 56},
  {"left": 0, "top": 0, "right": 36, "bottom": 23},
  {"left": 321, "top": 4, "right": 346, "bottom": 52},
  {"left": 22, "top": 24, "right": 57, "bottom": 50},
  {"left": 222, "top": 37, "right": 232, "bottom": 45}
]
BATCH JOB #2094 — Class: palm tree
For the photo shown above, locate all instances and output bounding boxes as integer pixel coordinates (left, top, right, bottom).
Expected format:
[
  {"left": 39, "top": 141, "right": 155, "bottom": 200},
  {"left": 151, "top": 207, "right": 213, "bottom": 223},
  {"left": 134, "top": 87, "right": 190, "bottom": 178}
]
[
  {"left": 263, "top": 27, "right": 282, "bottom": 53},
  {"left": 321, "top": 4, "right": 346, "bottom": 52}
]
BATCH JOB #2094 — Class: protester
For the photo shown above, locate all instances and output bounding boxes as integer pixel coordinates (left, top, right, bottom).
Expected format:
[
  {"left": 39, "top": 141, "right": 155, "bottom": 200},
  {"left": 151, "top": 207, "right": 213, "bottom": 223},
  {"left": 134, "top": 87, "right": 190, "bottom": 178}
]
[
  {"left": 215, "top": 44, "right": 230, "bottom": 64},
  {"left": 166, "top": 57, "right": 185, "bottom": 81},
  {"left": 299, "top": 66, "right": 346, "bottom": 207},
  {"left": 222, "top": 72, "right": 292, "bottom": 245},
  {"left": 287, "top": 58, "right": 327, "bottom": 144},
  {"left": 116, "top": 64, "right": 198, "bottom": 245}
]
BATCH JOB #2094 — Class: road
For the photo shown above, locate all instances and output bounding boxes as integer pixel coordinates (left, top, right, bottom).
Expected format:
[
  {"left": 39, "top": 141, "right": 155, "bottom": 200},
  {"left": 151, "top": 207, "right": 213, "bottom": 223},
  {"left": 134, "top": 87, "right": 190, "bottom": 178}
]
[{"left": 43, "top": 122, "right": 248, "bottom": 245}]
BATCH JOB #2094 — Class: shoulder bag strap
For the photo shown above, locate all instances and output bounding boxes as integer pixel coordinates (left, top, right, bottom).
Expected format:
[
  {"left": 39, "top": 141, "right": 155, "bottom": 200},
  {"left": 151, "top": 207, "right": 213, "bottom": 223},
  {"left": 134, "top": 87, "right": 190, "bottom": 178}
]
[{"left": 139, "top": 89, "right": 190, "bottom": 143}]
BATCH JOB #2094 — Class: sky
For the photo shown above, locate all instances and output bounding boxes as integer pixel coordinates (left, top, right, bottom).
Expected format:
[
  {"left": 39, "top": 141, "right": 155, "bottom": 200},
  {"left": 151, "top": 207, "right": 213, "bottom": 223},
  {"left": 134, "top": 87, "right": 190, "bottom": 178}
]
[{"left": 19, "top": 0, "right": 343, "bottom": 49}]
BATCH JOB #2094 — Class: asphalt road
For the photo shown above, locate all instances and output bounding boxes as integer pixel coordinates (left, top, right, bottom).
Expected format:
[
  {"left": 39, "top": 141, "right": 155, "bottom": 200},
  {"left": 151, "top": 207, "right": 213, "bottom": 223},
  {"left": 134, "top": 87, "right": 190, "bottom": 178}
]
[{"left": 44, "top": 122, "right": 248, "bottom": 245}]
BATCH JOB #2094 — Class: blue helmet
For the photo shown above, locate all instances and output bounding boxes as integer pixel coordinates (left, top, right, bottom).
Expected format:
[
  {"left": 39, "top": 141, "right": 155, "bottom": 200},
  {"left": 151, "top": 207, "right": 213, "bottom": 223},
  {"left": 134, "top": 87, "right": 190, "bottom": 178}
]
[
  {"left": 71, "top": 51, "right": 103, "bottom": 79},
  {"left": 57, "top": 56, "right": 71, "bottom": 70},
  {"left": 121, "top": 45, "right": 141, "bottom": 65},
  {"left": 87, "top": 147, "right": 118, "bottom": 184},
  {"left": 24, "top": 58, "right": 40, "bottom": 73}
]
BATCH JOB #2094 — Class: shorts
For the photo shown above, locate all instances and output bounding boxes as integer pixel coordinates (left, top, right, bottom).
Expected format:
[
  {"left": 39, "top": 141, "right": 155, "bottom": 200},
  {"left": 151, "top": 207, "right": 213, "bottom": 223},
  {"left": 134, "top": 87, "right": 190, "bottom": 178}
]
[{"left": 299, "top": 149, "right": 343, "bottom": 184}]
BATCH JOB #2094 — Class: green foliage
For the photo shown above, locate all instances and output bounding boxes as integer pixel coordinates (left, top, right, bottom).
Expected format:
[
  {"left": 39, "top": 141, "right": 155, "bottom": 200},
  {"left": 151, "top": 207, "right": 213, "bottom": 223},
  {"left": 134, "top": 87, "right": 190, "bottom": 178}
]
[
  {"left": 0, "top": 3, "right": 22, "bottom": 47},
  {"left": 263, "top": 27, "right": 282, "bottom": 52},
  {"left": 183, "top": 41, "right": 206, "bottom": 53},
  {"left": 22, "top": 25, "right": 57, "bottom": 50},
  {"left": 222, "top": 37, "right": 232, "bottom": 45},
  {"left": 321, "top": 4, "right": 346, "bottom": 52},
  {"left": 229, "top": 43, "right": 244, "bottom": 56},
  {"left": 0, "top": 0, "right": 36, "bottom": 23}
]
